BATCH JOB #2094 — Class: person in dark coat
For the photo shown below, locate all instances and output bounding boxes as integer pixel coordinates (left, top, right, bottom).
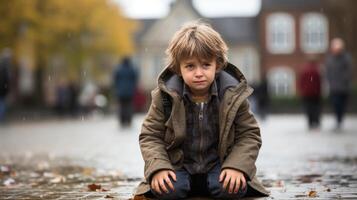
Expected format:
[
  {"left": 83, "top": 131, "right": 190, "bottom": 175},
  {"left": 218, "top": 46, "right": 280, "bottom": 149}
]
[
  {"left": 298, "top": 55, "right": 322, "bottom": 130},
  {"left": 113, "top": 57, "right": 138, "bottom": 127},
  {"left": 0, "top": 48, "right": 11, "bottom": 123},
  {"left": 325, "top": 38, "right": 353, "bottom": 131},
  {"left": 255, "top": 77, "right": 269, "bottom": 121}
]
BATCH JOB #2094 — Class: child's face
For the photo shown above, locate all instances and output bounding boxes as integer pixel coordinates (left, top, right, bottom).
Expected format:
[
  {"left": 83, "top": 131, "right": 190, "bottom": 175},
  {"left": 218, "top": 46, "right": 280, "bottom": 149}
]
[{"left": 179, "top": 57, "right": 217, "bottom": 96}]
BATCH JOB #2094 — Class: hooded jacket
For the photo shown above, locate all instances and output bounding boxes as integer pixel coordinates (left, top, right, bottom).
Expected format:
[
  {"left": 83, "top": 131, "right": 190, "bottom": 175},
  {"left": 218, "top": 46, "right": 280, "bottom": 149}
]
[{"left": 135, "top": 63, "right": 269, "bottom": 197}]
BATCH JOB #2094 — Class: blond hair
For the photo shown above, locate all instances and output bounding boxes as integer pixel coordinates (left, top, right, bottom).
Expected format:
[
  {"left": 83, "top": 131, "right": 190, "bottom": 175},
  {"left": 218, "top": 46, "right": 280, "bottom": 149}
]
[{"left": 165, "top": 21, "right": 228, "bottom": 74}]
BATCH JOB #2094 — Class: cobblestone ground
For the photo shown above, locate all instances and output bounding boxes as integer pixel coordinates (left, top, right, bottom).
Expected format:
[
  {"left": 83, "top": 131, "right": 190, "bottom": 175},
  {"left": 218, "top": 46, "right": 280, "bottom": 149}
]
[{"left": 0, "top": 114, "right": 357, "bottom": 199}]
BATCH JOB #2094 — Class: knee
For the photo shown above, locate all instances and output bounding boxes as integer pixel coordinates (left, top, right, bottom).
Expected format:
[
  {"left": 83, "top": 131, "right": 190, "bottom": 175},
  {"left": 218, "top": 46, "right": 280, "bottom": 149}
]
[
  {"left": 152, "top": 178, "right": 190, "bottom": 200},
  {"left": 207, "top": 176, "right": 247, "bottom": 199}
]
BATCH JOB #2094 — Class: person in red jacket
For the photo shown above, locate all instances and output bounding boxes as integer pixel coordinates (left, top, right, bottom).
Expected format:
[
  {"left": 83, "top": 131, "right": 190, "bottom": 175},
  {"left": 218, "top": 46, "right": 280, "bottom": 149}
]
[{"left": 298, "top": 55, "right": 322, "bottom": 130}]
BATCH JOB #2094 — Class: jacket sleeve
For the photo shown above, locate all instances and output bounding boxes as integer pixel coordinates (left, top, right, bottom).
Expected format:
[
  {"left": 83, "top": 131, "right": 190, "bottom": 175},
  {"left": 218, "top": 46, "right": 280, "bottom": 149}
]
[
  {"left": 139, "top": 88, "right": 174, "bottom": 181},
  {"left": 222, "top": 99, "right": 262, "bottom": 180}
]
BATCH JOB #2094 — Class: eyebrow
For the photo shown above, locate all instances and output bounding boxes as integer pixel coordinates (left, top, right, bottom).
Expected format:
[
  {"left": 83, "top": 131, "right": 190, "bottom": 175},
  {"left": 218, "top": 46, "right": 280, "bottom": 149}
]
[{"left": 183, "top": 60, "right": 194, "bottom": 65}]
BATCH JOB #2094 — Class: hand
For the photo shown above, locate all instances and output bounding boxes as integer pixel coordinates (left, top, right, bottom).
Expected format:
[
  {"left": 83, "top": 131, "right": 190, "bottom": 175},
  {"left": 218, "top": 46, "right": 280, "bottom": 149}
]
[
  {"left": 219, "top": 168, "right": 246, "bottom": 194},
  {"left": 151, "top": 170, "right": 176, "bottom": 194}
]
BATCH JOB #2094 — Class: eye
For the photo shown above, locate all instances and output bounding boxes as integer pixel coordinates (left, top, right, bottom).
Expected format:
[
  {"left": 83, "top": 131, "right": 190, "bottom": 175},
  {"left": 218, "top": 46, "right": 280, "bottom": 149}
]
[
  {"left": 185, "top": 64, "right": 194, "bottom": 69},
  {"left": 203, "top": 63, "right": 211, "bottom": 68}
]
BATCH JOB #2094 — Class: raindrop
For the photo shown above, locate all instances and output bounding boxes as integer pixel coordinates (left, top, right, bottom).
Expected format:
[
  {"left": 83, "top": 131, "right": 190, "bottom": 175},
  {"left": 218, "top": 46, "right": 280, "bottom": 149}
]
[
  {"left": 48, "top": 76, "right": 52, "bottom": 81},
  {"left": 81, "top": 116, "right": 85, "bottom": 121}
]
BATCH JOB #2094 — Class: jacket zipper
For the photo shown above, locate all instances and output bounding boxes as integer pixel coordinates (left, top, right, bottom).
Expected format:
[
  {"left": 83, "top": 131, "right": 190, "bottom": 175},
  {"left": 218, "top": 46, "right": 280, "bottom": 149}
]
[{"left": 198, "top": 102, "right": 204, "bottom": 172}]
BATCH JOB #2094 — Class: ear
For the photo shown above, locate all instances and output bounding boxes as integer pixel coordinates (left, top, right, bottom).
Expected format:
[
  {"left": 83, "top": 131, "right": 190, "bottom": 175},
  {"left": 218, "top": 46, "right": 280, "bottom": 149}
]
[{"left": 216, "top": 63, "right": 223, "bottom": 72}]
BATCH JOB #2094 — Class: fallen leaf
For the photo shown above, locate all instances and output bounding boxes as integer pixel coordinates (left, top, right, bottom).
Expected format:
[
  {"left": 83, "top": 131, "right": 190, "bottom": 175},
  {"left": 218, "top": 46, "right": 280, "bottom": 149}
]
[
  {"left": 50, "top": 175, "right": 66, "bottom": 183},
  {"left": 1, "top": 165, "right": 11, "bottom": 175},
  {"left": 308, "top": 190, "right": 318, "bottom": 197},
  {"left": 100, "top": 188, "right": 110, "bottom": 192},
  {"left": 132, "top": 195, "right": 153, "bottom": 200},
  {"left": 3, "top": 178, "right": 16, "bottom": 186},
  {"left": 105, "top": 195, "right": 114, "bottom": 198},
  {"left": 88, "top": 183, "right": 101, "bottom": 191},
  {"left": 326, "top": 188, "right": 331, "bottom": 192}
]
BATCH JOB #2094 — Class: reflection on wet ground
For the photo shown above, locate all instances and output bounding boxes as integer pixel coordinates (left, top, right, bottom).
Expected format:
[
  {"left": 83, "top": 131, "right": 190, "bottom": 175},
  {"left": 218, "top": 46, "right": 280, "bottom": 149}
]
[
  {"left": 260, "top": 156, "right": 357, "bottom": 199},
  {"left": 1, "top": 156, "right": 357, "bottom": 199},
  {"left": 1, "top": 114, "right": 356, "bottom": 199},
  {"left": 0, "top": 155, "right": 140, "bottom": 199}
]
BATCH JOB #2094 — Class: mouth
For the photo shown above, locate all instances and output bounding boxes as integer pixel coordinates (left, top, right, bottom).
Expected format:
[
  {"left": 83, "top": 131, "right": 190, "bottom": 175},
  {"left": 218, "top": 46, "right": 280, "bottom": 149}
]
[{"left": 193, "top": 80, "right": 206, "bottom": 84}]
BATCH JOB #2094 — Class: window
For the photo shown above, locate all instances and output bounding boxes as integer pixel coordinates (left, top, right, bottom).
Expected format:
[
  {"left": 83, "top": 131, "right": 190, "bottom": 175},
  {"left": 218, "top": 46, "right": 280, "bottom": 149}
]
[
  {"left": 228, "top": 47, "right": 260, "bottom": 84},
  {"left": 267, "top": 67, "right": 296, "bottom": 96},
  {"left": 267, "top": 13, "right": 295, "bottom": 54},
  {"left": 301, "top": 13, "right": 328, "bottom": 53}
]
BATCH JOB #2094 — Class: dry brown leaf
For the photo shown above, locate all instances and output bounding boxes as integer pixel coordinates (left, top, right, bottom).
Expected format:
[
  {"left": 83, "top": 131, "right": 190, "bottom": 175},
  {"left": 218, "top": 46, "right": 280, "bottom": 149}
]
[
  {"left": 88, "top": 183, "right": 101, "bottom": 191},
  {"left": 105, "top": 195, "right": 114, "bottom": 198},
  {"left": 100, "top": 188, "right": 110, "bottom": 192},
  {"left": 308, "top": 190, "right": 318, "bottom": 197},
  {"left": 132, "top": 195, "right": 153, "bottom": 200}
]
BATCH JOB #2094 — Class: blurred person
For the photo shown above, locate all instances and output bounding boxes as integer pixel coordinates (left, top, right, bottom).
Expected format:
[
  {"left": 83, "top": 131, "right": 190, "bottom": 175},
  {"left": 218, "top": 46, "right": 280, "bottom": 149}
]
[
  {"left": 68, "top": 80, "right": 80, "bottom": 117},
  {"left": 0, "top": 48, "right": 12, "bottom": 123},
  {"left": 325, "top": 38, "right": 353, "bottom": 131},
  {"left": 254, "top": 77, "right": 269, "bottom": 121},
  {"left": 133, "top": 86, "right": 147, "bottom": 113},
  {"left": 135, "top": 21, "right": 268, "bottom": 199},
  {"left": 113, "top": 56, "right": 138, "bottom": 127},
  {"left": 298, "top": 55, "right": 322, "bottom": 130},
  {"left": 55, "top": 78, "right": 70, "bottom": 116}
]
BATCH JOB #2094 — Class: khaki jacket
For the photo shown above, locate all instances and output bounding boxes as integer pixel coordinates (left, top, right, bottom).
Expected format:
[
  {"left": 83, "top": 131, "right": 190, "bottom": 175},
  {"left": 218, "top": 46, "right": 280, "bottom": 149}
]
[{"left": 135, "top": 63, "right": 269, "bottom": 197}]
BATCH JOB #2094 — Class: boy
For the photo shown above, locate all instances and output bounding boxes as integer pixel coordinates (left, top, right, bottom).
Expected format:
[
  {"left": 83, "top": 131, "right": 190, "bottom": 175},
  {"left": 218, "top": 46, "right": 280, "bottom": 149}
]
[{"left": 135, "top": 21, "right": 269, "bottom": 199}]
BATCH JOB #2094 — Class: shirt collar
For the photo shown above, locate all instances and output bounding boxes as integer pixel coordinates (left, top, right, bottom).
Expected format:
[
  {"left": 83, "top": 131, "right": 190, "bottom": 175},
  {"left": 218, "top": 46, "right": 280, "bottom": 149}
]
[{"left": 183, "top": 80, "right": 218, "bottom": 102}]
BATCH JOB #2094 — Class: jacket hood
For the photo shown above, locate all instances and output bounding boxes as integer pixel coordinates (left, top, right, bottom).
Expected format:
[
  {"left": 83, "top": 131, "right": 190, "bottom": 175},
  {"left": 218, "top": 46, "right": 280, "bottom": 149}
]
[{"left": 157, "top": 63, "right": 249, "bottom": 98}]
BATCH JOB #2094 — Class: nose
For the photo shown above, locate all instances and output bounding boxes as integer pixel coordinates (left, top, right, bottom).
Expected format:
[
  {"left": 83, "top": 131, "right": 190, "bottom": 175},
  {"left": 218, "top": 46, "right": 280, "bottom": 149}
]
[{"left": 194, "top": 66, "right": 204, "bottom": 77}]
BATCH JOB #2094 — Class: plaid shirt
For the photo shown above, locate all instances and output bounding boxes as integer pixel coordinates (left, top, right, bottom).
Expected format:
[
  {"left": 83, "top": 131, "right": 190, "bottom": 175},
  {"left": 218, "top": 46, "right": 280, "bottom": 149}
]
[{"left": 182, "top": 81, "right": 220, "bottom": 174}]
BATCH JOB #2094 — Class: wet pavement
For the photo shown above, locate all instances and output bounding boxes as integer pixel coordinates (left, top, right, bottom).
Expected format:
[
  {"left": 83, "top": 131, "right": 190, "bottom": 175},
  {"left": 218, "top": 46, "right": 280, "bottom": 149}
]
[{"left": 0, "top": 114, "right": 357, "bottom": 199}]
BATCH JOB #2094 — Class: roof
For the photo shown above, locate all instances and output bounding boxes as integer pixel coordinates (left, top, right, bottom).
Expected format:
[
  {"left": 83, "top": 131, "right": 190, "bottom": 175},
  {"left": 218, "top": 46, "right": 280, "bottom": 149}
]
[
  {"left": 261, "top": 0, "right": 323, "bottom": 10},
  {"left": 209, "top": 17, "right": 259, "bottom": 45},
  {"left": 134, "top": 19, "right": 156, "bottom": 44},
  {"left": 135, "top": 0, "right": 324, "bottom": 45}
]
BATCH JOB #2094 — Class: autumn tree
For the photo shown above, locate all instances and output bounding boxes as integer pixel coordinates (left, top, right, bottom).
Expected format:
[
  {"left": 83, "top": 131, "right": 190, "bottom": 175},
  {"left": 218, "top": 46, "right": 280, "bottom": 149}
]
[{"left": 0, "top": 0, "right": 137, "bottom": 105}]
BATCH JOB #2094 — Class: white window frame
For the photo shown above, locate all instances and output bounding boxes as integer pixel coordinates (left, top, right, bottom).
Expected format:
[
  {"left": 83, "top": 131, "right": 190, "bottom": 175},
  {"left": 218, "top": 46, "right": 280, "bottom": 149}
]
[
  {"left": 267, "top": 67, "right": 296, "bottom": 97},
  {"left": 266, "top": 13, "right": 295, "bottom": 54},
  {"left": 300, "top": 13, "right": 328, "bottom": 53}
]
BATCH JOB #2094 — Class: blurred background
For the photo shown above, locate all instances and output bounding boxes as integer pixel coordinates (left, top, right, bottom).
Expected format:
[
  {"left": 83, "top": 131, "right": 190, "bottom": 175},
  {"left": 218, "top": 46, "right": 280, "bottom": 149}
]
[{"left": 0, "top": 0, "right": 356, "bottom": 121}]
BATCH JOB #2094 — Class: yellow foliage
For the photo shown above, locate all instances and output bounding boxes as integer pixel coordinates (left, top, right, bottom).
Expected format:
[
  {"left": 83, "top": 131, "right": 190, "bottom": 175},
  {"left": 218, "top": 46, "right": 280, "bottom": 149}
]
[{"left": 0, "top": 0, "right": 137, "bottom": 72}]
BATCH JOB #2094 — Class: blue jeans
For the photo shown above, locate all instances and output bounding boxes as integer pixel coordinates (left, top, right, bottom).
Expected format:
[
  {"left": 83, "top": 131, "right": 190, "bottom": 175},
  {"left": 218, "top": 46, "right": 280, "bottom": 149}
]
[{"left": 151, "top": 164, "right": 247, "bottom": 199}]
